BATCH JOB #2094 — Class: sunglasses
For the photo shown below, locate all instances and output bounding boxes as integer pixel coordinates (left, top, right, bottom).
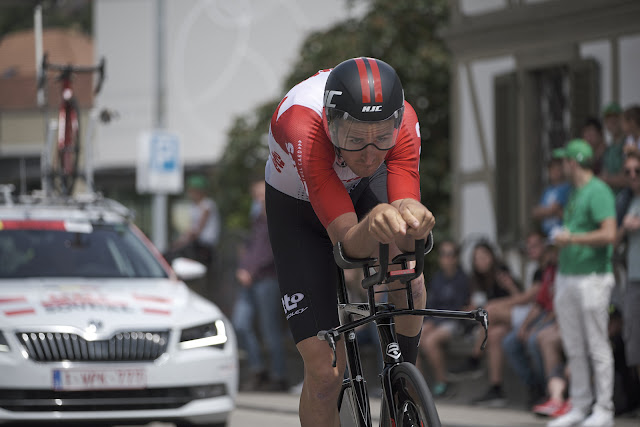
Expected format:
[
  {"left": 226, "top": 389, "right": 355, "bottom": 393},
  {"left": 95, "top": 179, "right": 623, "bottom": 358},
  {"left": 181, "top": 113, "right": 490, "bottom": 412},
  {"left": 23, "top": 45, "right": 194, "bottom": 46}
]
[{"left": 625, "top": 167, "right": 640, "bottom": 176}]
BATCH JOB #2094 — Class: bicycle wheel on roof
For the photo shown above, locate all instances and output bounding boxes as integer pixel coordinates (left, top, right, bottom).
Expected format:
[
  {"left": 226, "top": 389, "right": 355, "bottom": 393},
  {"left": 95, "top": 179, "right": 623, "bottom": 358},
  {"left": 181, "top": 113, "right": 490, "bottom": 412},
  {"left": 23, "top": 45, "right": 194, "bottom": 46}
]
[{"left": 55, "top": 98, "right": 81, "bottom": 196}]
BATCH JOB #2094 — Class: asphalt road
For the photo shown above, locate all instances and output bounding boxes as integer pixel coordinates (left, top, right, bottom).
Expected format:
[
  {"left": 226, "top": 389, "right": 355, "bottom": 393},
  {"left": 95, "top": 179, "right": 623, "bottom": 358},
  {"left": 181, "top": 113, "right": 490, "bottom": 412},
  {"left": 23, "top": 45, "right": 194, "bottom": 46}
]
[{"left": 133, "top": 391, "right": 639, "bottom": 427}]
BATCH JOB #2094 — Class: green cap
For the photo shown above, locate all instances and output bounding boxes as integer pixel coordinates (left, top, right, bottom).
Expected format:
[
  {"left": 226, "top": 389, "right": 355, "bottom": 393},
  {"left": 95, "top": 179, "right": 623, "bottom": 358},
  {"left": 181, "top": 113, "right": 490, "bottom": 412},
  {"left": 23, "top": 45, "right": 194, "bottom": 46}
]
[
  {"left": 602, "top": 102, "right": 622, "bottom": 116},
  {"left": 187, "top": 175, "right": 208, "bottom": 190},
  {"left": 551, "top": 148, "right": 566, "bottom": 159},
  {"left": 553, "top": 139, "right": 593, "bottom": 166}
]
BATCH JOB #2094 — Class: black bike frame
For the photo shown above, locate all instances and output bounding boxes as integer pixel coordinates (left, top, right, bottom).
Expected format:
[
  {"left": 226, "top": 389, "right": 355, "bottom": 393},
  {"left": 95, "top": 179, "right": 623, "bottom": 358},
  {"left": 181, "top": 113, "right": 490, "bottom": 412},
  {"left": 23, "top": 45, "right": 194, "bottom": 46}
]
[{"left": 321, "top": 237, "right": 489, "bottom": 427}]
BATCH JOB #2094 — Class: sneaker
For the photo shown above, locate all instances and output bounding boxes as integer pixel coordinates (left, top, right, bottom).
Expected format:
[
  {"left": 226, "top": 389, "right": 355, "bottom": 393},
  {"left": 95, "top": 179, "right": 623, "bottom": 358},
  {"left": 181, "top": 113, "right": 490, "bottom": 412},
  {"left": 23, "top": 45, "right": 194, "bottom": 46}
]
[
  {"left": 581, "top": 408, "right": 614, "bottom": 427},
  {"left": 472, "top": 385, "right": 506, "bottom": 407},
  {"left": 533, "top": 398, "right": 564, "bottom": 417},
  {"left": 547, "top": 409, "right": 585, "bottom": 427},
  {"left": 239, "top": 370, "right": 269, "bottom": 392},
  {"left": 551, "top": 401, "right": 572, "bottom": 418},
  {"left": 432, "top": 382, "right": 448, "bottom": 398}
]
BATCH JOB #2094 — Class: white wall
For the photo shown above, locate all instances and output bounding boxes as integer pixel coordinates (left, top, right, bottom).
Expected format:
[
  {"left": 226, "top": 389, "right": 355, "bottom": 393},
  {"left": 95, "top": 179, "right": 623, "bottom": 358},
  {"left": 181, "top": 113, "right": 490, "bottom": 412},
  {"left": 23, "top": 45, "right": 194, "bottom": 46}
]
[
  {"left": 93, "top": 0, "right": 366, "bottom": 169},
  {"left": 619, "top": 34, "right": 640, "bottom": 107}
]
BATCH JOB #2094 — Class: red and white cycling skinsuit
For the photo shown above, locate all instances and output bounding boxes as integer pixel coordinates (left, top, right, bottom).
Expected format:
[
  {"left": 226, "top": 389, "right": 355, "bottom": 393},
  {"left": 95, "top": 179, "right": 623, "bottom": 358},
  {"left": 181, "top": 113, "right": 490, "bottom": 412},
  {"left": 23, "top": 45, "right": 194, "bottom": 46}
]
[{"left": 265, "top": 69, "right": 422, "bottom": 343}]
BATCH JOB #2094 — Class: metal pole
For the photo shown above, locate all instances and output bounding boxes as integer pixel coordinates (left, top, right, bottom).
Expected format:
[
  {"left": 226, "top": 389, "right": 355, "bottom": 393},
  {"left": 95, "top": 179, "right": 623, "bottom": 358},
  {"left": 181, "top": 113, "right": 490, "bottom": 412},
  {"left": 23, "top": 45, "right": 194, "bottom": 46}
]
[
  {"left": 34, "top": 4, "right": 44, "bottom": 106},
  {"left": 152, "top": 0, "right": 168, "bottom": 253}
]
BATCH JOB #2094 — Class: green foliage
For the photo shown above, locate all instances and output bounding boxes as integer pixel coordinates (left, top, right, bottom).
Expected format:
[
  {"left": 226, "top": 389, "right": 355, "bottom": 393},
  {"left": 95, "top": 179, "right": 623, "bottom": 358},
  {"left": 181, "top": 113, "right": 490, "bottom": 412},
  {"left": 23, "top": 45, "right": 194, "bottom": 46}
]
[
  {"left": 0, "top": 1, "right": 92, "bottom": 39},
  {"left": 214, "top": 0, "right": 452, "bottom": 270}
]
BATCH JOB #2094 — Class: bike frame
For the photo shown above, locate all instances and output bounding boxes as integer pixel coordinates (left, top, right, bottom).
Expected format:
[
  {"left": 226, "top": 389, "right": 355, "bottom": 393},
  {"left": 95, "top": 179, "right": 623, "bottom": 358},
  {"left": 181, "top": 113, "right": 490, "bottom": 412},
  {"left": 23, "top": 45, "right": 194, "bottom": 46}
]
[{"left": 319, "top": 237, "right": 488, "bottom": 427}]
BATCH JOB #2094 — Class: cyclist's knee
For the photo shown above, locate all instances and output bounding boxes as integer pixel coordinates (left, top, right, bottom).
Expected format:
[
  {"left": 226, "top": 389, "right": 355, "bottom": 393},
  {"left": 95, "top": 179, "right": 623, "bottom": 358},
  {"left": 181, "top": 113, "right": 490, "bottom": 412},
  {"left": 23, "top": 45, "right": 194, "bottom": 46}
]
[{"left": 297, "top": 338, "right": 344, "bottom": 400}]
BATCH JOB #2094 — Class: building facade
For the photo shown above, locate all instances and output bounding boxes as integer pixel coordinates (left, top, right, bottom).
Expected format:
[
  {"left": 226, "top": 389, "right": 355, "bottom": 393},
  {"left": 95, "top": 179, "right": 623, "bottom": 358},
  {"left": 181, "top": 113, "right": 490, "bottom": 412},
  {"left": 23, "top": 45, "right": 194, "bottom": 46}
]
[{"left": 442, "top": 0, "right": 640, "bottom": 272}]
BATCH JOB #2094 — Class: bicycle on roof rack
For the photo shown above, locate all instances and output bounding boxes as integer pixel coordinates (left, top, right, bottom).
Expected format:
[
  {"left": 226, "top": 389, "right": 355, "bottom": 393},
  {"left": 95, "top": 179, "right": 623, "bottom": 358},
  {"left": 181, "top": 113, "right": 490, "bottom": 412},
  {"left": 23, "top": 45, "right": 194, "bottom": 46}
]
[
  {"left": 37, "top": 53, "right": 108, "bottom": 197},
  {"left": 318, "top": 235, "right": 489, "bottom": 427}
]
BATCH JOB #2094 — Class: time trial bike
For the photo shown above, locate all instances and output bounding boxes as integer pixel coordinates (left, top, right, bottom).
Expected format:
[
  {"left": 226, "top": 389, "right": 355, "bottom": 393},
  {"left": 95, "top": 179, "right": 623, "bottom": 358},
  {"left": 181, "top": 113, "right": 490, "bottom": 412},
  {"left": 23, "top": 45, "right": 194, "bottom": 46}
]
[{"left": 318, "top": 236, "right": 489, "bottom": 427}]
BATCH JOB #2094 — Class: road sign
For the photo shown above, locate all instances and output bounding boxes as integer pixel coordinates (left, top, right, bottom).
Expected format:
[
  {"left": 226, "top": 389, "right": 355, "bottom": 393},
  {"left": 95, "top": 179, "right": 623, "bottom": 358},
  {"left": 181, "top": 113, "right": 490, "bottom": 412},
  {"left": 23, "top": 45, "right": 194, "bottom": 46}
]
[{"left": 136, "top": 130, "right": 183, "bottom": 194}]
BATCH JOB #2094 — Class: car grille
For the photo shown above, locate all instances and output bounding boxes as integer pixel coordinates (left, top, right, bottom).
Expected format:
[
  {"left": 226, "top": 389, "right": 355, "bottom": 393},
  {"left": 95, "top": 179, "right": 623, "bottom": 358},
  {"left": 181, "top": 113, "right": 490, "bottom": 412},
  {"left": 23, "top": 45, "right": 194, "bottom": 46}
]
[
  {"left": 15, "top": 331, "right": 170, "bottom": 362},
  {"left": 0, "top": 384, "right": 228, "bottom": 412}
]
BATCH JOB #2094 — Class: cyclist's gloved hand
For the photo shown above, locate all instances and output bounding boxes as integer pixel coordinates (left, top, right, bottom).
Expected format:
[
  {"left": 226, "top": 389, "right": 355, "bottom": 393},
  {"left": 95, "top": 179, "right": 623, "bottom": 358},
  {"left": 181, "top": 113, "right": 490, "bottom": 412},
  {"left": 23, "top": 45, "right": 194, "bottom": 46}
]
[
  {"left": 394, "top": 198, "right": 435, "bottom": 240},
  {"left": 367, "top": 203, "right": 408, "bottom": 244}
]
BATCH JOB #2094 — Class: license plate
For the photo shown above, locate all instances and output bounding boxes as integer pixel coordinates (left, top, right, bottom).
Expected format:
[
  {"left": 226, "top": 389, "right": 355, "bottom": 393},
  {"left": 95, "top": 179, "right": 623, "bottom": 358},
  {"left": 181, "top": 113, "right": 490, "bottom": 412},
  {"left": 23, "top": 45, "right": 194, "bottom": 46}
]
[{"left": 53, "top": 368, "right": 147, "bottom": 391}]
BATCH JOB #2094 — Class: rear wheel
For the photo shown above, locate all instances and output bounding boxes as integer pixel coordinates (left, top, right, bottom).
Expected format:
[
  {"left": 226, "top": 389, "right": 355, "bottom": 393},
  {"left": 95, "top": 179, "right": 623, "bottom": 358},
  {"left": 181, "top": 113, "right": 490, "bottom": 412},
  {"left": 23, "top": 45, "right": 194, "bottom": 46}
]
[
  {"left": 55, "top": 98, "right": 80, "bottom": 196},
  {"left": 379, "top": 362, "right": 441, "bottom": 427}
]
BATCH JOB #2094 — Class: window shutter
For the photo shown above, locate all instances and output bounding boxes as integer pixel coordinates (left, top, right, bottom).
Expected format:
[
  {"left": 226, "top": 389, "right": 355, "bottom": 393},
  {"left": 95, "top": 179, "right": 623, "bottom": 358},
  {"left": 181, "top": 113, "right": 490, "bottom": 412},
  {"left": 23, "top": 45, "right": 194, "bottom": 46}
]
[
  {"left": 568, "top": 58, "right": 600, "bottom": 138},
  {"left": 494, "top": 72, "right": 519, "bottom": 245}
]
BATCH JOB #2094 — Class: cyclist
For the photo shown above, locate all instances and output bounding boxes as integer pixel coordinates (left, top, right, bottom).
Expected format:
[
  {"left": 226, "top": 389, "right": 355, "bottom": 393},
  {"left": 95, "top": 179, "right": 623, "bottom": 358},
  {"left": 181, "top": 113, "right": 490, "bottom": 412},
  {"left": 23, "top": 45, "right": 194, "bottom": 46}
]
[{"left": 265, "top": 57, "right": 434, "bottom": 426}]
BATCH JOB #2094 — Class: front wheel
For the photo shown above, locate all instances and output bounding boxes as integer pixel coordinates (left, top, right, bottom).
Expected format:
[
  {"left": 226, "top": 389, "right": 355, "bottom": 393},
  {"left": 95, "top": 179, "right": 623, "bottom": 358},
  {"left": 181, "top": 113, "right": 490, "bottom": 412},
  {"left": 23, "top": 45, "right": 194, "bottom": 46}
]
[{"left": 379, "top": 362, "right": 441, "bottom": 427}]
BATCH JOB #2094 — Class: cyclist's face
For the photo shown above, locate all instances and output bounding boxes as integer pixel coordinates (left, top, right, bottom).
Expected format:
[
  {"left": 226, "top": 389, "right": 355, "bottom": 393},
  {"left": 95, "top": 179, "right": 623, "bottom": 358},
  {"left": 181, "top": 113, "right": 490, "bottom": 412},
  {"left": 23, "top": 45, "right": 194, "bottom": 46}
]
[{"left": 338, "top": 122, "right": 393, "bottom": 177}]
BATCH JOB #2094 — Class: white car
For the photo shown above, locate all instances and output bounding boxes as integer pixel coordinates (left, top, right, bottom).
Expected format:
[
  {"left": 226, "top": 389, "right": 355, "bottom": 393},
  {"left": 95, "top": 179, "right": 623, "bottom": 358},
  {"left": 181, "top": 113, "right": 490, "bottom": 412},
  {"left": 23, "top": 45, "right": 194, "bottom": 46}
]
[{"left": 0, "top": 191, "right": 238, "bottom": 426}]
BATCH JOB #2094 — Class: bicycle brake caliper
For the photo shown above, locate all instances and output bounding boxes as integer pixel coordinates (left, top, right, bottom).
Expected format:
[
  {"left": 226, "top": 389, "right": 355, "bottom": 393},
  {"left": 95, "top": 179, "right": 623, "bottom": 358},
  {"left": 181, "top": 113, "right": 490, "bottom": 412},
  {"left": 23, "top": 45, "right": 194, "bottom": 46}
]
[{"left": 317, "top": 330, "right": 341, "bottom": 367}]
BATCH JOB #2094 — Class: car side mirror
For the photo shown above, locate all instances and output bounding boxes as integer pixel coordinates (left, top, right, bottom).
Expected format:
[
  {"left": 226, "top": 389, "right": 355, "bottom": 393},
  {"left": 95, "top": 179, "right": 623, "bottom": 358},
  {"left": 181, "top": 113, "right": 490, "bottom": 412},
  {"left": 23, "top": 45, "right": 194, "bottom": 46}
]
[{"left": 171, "top": 257, "right": 206, "bottom": 281}]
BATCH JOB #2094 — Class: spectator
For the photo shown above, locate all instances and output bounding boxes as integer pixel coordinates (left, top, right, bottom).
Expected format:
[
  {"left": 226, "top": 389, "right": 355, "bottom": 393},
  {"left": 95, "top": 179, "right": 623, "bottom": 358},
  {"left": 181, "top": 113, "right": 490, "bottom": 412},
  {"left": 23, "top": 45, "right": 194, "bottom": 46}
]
[
  {"left": 532, "top": 322, "right": 571, "bottom": 419},
  {"left": 232, "top": 178, "right": 287, "bottom": 392},
  {"left": 467, "top": 233, "right": 546, "bottom": 407},
  {"left": 502, "top": 243, "right": 558, "bottom": 408},
  {"left": 169, "top": 174, "right": 220, "bottom": 267},
  {"left": 454, "top": 241, "right": 521, "bottom": 406},
  {"left": 616, "top": 151, "right": 640, "bottom": 404},
  {"left": 622, "top": 105, "right": 640, "bottom": 155},
  {"left": 548, "top": 139, "right": 617, "bottom": 427},
  {"left": 581, "top": 117, "right": 606, "bottom": 176},
  {"left": 418, "top": 239, "right": 470, "bottom": 397},
  {"left": 600, "top": 102, "right": 628, "bottom": 193},
  {"left": 532, "top": 151, "right": 571, "bottom": 238}
]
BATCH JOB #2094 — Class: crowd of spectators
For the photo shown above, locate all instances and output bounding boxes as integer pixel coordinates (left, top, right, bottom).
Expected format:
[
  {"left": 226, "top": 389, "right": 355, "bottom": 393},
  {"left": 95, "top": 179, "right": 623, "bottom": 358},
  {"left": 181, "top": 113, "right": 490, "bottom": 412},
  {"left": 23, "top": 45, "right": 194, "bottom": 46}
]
[{"left": 417, "top": 102, "right": 640, "bottom": 426}]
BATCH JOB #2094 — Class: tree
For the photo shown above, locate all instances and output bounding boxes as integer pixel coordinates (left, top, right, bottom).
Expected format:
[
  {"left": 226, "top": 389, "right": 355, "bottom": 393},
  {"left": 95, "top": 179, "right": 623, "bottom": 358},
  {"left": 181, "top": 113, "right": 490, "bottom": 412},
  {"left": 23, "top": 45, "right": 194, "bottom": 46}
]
[{"left": 214, "top": 0, "right": 451, "bottom": 268}]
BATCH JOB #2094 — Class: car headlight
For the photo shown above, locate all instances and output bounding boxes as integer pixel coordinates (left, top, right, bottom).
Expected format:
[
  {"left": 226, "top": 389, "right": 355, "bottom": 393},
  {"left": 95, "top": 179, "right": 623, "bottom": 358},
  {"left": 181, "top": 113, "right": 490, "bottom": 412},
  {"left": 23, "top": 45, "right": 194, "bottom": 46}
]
[
  {"left": 179, "top": 320, "right": 227, "bottom": 350},
  {"left": 0, "top": 332, "right": 10, "bottom": 352}
]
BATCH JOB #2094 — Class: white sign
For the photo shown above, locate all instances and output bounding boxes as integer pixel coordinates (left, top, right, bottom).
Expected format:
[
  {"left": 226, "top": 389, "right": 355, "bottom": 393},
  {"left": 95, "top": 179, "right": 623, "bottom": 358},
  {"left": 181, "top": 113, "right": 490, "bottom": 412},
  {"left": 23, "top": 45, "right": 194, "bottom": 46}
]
[{"left": 136, "top": 130, "right": 183, "bottom": 194}]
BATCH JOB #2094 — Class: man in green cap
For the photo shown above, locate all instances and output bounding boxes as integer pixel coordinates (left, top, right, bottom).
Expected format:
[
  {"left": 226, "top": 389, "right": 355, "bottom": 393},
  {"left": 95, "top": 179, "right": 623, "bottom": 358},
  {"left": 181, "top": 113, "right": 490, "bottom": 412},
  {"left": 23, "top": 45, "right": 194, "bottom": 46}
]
[
  {"left": 171, "top": 174, "right": 220, "bottom": 269},
  {"left": 548, "top": 139, "right": 617, "bottom": 427}
]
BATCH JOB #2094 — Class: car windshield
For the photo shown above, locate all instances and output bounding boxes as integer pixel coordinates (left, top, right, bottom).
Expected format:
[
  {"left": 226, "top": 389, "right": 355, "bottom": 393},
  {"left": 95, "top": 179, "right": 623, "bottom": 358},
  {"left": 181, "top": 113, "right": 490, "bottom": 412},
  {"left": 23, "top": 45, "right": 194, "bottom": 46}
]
[{"left": 0, "top": 222, "right": 168, "bottom": 279}]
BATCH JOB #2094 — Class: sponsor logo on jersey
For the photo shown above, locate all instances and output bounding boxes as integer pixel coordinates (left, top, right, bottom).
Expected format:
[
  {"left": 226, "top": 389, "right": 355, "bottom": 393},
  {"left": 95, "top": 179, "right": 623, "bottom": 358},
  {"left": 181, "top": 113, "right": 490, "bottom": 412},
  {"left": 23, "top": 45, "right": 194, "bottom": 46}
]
[
  {"left": 362, "top": 105, "right": 382, "bottom": 113},
  {"left": 386, "top": 342, "right": 402, "bottom": 360},
  {"left": 282, "top": 293, "right": 308, "bottom": 319}
]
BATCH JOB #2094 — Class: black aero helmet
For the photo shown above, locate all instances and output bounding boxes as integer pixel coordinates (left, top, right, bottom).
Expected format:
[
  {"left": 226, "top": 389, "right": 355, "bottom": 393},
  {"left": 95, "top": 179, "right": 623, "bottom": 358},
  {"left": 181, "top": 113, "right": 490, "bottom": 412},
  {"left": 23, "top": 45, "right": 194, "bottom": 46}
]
[{"left": 323, "top": 57, "right": 405, "bottom": 151}]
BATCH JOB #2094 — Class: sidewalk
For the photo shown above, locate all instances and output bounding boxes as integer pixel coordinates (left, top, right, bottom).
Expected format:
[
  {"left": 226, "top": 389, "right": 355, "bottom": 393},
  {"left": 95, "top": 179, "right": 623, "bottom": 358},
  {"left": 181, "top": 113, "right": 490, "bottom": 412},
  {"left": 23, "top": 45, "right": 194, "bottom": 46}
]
[{"left": 236, "top": 391, "right": 640, "bottom": 427}]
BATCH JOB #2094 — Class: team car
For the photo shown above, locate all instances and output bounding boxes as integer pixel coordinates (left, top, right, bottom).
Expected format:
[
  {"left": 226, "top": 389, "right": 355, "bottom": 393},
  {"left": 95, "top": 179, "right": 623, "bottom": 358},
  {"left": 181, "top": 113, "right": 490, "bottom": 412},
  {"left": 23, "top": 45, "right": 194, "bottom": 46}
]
[{"left": 0, "top": 186, "right": 238, "bottom": 426}]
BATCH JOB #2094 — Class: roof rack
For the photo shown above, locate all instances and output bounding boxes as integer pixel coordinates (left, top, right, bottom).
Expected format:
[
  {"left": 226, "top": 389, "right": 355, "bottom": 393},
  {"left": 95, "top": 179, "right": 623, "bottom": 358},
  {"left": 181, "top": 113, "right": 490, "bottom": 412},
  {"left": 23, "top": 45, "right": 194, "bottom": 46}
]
[{"left": 0, "top": 184, "right": 134, "bottom": 221}]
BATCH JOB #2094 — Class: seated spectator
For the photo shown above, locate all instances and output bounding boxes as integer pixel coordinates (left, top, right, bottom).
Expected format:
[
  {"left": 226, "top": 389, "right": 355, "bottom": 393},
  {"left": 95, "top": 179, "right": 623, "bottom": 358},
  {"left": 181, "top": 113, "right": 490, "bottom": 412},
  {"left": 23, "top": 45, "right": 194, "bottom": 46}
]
[
  {"left": 418, "top": 239, "right": 470, "bottom": 397},
  {"left": 622, "top": 105, "right": 640, "bottom": 155},
  {"left": 450, "top": 240, "right": 522, "bottom": 406},
  {"left": 532, "top": 153, "right": 571, "bottom": 238},
  {"left": 582, "top": 117, "right": 607, "bottom": 175},
  {"left": 600, "top": 102, "right": 628, "bottom": 193},
  {"left": 533, "top": 322, "right": 571, "bottom": 419},
  {"left": 503, "top": 243, "right": 558, "bottom": 408}
]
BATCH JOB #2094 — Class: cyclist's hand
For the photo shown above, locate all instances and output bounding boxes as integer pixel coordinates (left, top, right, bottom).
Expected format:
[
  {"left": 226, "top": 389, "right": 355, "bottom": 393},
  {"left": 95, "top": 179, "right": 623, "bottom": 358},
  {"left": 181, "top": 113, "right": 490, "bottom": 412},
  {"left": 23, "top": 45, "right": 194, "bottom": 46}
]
[
  {"left": 367, "top": 203, "right": 407, "bottom": 244},
  {"left": 394, "top": 199, "right": 435, "bottom": 240}
]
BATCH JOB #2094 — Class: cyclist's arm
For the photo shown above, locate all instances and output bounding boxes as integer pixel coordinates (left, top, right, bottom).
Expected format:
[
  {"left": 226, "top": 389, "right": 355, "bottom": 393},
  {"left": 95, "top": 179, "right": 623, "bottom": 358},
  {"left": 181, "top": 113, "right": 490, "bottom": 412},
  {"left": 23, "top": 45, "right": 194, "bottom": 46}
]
[{"left": 327, "top": 204, "right": 407, "bottom": 259}]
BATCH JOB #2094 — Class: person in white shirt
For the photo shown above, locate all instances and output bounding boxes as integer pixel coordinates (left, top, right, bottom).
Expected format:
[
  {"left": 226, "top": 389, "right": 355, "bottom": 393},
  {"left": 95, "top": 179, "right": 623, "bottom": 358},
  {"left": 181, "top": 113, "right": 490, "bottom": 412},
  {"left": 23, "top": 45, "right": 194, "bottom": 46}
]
[{"left": 171, "top": 174, "right": 220, "bottom": 267}]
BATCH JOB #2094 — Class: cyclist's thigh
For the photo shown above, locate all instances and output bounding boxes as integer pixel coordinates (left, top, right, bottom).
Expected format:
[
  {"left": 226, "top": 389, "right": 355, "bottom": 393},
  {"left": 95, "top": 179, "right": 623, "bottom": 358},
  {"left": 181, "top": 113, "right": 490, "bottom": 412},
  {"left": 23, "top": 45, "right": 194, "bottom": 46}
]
[{"left": 265, "top": 184, "right": 339, "bottom": 344}]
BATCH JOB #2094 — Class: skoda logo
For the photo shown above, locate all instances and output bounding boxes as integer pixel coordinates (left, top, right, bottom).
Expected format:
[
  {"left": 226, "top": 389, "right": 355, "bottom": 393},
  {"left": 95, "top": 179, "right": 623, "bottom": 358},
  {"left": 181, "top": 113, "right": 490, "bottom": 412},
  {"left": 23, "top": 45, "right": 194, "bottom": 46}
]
[
  {"left": 386, "top": 342, "right": 401, "bottom": 360},
  {"left": 86, "top": 320, "right": 103, "bottom": 333}
]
